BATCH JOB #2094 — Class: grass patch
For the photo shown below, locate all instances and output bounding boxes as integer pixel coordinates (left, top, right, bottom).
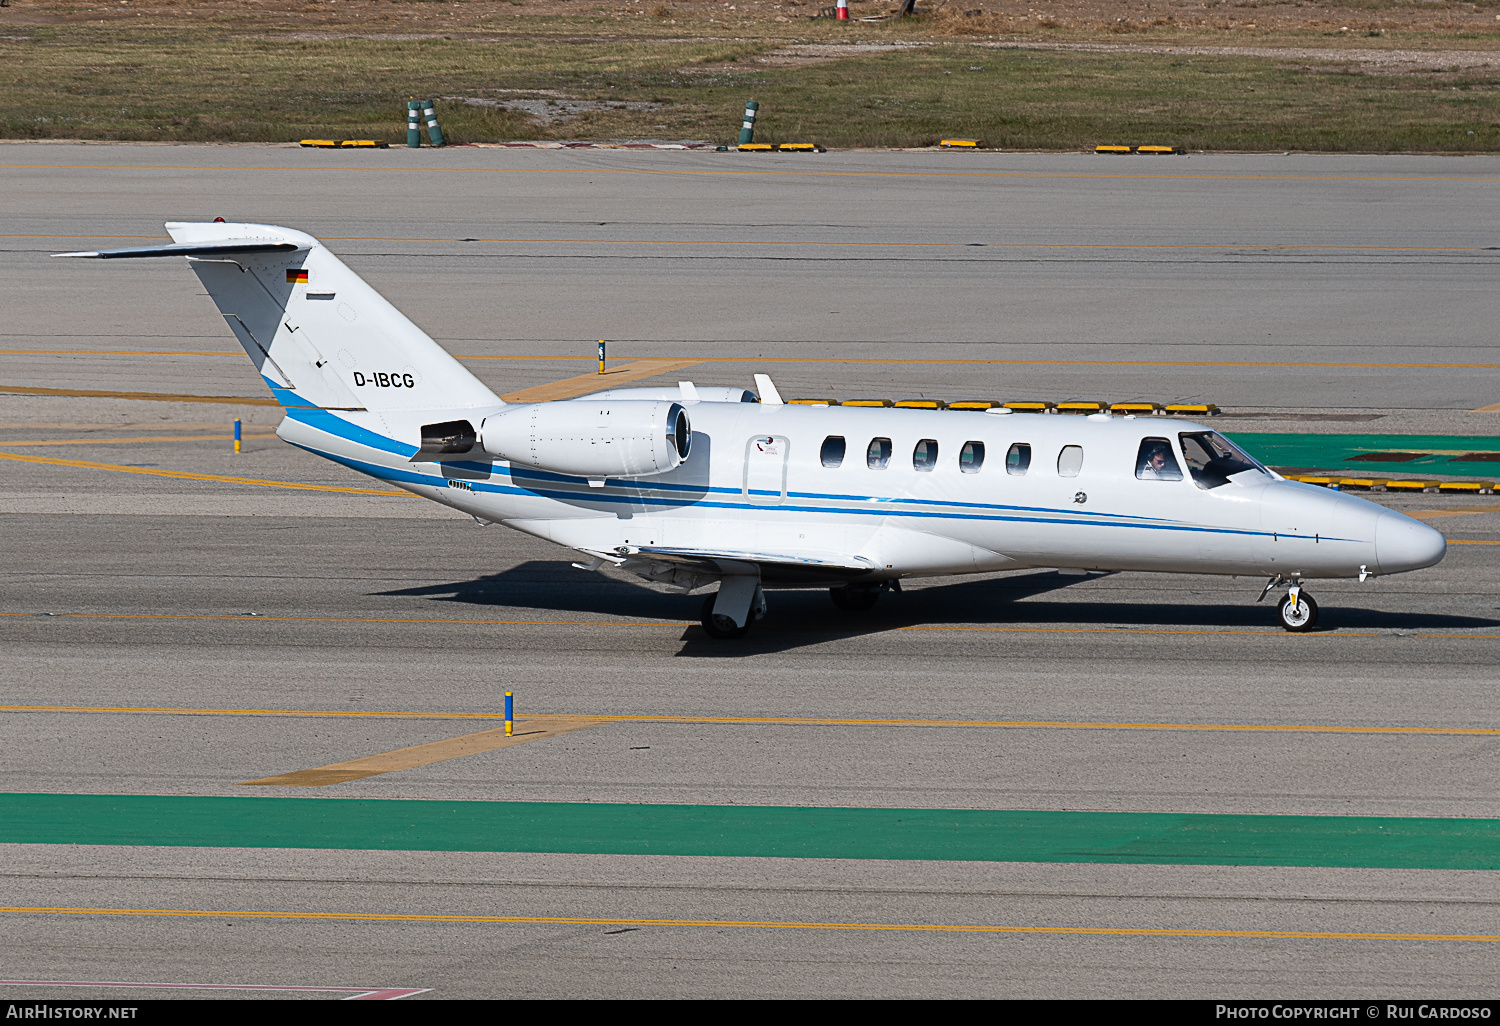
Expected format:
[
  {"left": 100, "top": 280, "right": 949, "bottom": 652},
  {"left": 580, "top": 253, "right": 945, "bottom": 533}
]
[{"left": 2, "top": 21, "right": 1499, "bottom": 150}]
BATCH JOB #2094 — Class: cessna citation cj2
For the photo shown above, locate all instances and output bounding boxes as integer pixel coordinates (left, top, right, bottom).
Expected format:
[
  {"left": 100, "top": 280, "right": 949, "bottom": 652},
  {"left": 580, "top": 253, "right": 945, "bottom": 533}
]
[{"left": 58, "top": 222, "right": 1447, "bottom": 639}]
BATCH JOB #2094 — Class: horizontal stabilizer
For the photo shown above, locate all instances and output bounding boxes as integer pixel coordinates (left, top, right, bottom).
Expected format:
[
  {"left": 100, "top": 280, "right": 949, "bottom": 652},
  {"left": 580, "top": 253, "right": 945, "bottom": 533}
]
[{"left": 53, "top": 241, "right": 302, "bottom": 259}]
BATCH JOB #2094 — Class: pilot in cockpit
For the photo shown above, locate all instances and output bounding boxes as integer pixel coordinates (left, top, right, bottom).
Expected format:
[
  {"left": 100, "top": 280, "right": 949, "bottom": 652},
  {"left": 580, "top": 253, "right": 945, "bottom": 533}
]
[{"left": 1136, "top": 439, "right": 1183, "bottom": 481}]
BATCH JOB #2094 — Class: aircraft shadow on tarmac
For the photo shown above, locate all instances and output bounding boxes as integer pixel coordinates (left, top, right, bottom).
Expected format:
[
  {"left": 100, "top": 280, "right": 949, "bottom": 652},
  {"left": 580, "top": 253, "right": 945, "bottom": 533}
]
[{"left": 378, "top": 564, "right": 1500, "bottom": 655}]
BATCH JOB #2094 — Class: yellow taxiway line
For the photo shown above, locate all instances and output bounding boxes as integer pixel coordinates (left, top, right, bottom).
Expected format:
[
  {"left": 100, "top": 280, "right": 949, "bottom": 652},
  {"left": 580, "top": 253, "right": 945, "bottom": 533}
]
[
  {"left": 0, "top": 905, "right": 1494, "bottom": 943},
  {"left": 5, "top": 703, "right": 1499, "bottom": 738},
  {"left": 0, "top": 434, "right": 277, "bottom": 447},
  {"left": 0, "top": 384, "right": 279, "bottom": 405},
  {"left": 0, "top": 450, "right": 410, "bottom": 496},
  {"left": 500, "top": 358, "right": 702, "bottom": 403}
]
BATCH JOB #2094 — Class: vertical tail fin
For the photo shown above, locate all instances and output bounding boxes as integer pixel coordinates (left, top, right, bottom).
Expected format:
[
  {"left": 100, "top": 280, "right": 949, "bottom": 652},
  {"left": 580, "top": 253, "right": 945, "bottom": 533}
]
[{"left": 59, "top": 222, "right": 500, "bottom": 415}]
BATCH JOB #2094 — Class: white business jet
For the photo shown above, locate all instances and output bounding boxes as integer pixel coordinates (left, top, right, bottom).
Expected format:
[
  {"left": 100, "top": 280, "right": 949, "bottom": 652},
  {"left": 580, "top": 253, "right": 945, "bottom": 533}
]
[{"left": 58, "top": 222, "right": 1447, "bottom": 638}]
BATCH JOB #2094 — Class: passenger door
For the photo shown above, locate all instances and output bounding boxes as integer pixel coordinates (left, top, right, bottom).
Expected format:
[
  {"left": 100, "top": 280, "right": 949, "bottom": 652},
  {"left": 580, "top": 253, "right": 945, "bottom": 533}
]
[{"left": 743, "top": 435, "right": 789, "bottom": 506}]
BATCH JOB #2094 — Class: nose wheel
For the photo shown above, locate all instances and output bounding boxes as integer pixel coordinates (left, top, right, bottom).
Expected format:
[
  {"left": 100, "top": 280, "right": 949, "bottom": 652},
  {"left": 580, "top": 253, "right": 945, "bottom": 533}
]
[{"left": 1277, "top": 589, "right": 1319, "bottom": 632}]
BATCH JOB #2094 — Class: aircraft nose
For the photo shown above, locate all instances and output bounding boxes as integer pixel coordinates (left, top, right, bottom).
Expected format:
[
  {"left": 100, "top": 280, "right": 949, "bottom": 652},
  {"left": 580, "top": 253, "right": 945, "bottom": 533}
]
[{"left": 1375, "top": 510, "right": 1446, "bottom": 574}]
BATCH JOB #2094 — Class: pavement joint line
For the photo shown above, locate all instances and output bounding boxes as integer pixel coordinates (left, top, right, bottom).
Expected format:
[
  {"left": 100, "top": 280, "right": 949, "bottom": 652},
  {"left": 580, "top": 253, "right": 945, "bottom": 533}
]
[
  {"left": 0, "top": 905, "right": 1495, "bottom": 943},
  {"left": 9, "top": 351, "right": 1500, "bottom": 370},
  {"left": 4, "top": 704, "right": 1500, "bottom": 737},
  {"left": 12, "top": 232, "right": 1495, "bottom": 253},
  {"left": 0, "top": 980, "right": 428, "bottom": 999},
  {"left": 0, "top": 450, "right": 411, "bottom": 496},
  {"left": 2, "top": 610, "right": 1499, "bottom": 639},
  {"left": 7, "top": 162, "right": 1500, "bottom": 185}
]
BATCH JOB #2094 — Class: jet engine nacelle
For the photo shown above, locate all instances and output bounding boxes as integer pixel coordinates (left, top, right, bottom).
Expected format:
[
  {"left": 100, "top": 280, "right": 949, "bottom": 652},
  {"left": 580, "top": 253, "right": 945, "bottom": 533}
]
[{"left": 480, "top": 400, "right": 691, "bottom": 479}]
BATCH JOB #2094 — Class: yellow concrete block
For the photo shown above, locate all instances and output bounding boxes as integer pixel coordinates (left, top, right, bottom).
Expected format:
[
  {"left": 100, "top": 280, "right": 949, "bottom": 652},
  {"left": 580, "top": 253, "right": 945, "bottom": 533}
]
[
  {"left": 1439, "top": 481, "right": 1495, "bottom": 493},
  {"left": 339, "top": 140, "right": 389, "bottom": 148},
  {"left": 1110, "top": 402, "right": 1162, "bottom": 415},
  {"left": 841, "top": 399, "right": 892, "bottom": 407},
  {"left": 941, "top": 139, "right": 982, "bottom": 148},
  {"left": 1002, "top": 401, "right": 1054, "bottom": 412},
  {"left": 894, "top": 399, "right": 944, "bottom": 409},
  {"left": 777, "top": 143, "right": 825, "bottom": 152},
  {"left": 948, "top": 401, "right": 1000, "bottom": 411},
  {"left": 299, "top": 140, "right": 339, "bottom": 148},
  {"left": 1095, "top": 145, "right": 1133, "bottom": 154},
  {"left": 1056, "top": 401, "right": 1106, "bottom": 414},
  {"left": 737, "top": 143, "right": 773, "bottom": 151},
  {"left": 1164, "top": 403, "right": 1221, "bottom": 416},
  {"left": 1137, "top": 145, "right": 1181, "bottom": 155},
  {"left": 788, "top": 398, "right": 839, "bottom": 406},
  {"left": 1384, "top": 480, "right": 1440, "bottom": 492}
]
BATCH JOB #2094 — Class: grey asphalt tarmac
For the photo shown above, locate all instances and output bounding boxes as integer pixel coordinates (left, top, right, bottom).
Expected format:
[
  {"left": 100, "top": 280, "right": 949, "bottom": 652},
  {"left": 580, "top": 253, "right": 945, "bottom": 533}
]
[{"left": 2, "top": 144, "right": 1499, "bottom": 999}]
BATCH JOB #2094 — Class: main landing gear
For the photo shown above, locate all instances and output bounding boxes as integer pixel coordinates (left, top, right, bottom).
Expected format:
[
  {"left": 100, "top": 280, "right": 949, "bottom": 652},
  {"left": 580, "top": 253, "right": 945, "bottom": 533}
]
[
  {"left": 699, "top": 581, "right": 766, "bottom": 640},
  {"left": 1260, "top": 575, "right": 1319, "bottom": 633},
  {"left": 829, "top": 579, "right": 900, "bottom": 613}
]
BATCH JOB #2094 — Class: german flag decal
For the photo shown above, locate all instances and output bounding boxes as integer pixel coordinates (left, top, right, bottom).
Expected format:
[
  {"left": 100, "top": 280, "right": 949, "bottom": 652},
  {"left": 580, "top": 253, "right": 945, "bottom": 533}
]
[{"left": 287, "top": 269, "right": 309, "bottom": 284}]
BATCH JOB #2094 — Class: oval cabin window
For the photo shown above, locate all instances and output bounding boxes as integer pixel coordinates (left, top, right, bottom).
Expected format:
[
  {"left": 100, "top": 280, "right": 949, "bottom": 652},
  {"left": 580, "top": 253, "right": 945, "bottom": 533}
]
[
  {"left": 867, "top": 437, "right": 892, "bottom": 469},
  {"left": 913, "top": 439, "right": 938, "bottom": 471},
  {"left": 821, "top": 435, "right": 846, "bottom": 468},
  {"left": 1006, "top": 443, "right": 1031, "bottom": 476},
  {"left": 1057, "top": 445, "right": 1084, "bottom": 478},
  {"left": 960, "top": 441, "right": 984, "bottom": 474}
]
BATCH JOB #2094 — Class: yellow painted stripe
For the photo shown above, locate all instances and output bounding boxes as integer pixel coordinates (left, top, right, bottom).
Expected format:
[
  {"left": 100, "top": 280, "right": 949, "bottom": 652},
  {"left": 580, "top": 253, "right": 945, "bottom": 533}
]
[
  {"left": 0, "top": 450, "right": 410, "bottom": 496},
  {"left": 0, "top": 434, "right": 277, "bottom": 447},
  {"left": 1450, "top": 539, "right": 1500, "bottom": 545},
  {"left": 3, "top": 609, "right": 1499, "bottom": 640},
  {"left": 0, "top": 385, "right": 279, "bottom": 405},
  {"left": 5, "top": 704, "right": 1499, "bottom": 738},
  {"left": 6, "top": 163, "right": 1500, "bottom": 184},
  {"left": 239, "top": 719, "right": 605, "bottom": 786},
  {"left": 0, "top": 905, "right": 1494, "bottom": 943},
  {"left": 499, "top": 358, "right": 702, "bottom": 403},
  {"left": 0, "top": 349, "right": 237, "bottom": 357}
]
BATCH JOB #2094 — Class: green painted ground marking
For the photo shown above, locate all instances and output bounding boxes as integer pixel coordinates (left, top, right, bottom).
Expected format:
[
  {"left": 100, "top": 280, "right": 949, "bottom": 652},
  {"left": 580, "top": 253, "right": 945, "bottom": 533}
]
[
  {"left": 1228, "top": 434, "right": 1500, "bottom": 477},
  {"left": 5, "top": 794, "right": 1500, "bottom": 868}
]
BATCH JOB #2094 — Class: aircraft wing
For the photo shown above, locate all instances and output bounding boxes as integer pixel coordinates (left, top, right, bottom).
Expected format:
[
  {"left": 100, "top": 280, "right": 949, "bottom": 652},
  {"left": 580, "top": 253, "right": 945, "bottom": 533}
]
[{"left": 605, "top": 546, "right": 879, "bottom": 588}]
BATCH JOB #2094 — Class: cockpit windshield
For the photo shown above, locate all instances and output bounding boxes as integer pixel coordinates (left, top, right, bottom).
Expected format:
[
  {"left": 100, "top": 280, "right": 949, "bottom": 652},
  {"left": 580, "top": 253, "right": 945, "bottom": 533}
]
[{"left": 1178, "top": 432, "right": 1269, "bottom": 489}]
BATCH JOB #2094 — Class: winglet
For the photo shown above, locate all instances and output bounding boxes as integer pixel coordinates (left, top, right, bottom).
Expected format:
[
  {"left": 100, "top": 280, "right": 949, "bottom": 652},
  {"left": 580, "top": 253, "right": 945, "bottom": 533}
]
[
  {"left": 678, "top": 381, "right": 700, "bottom": 401},
  {"left": 753, "top": 374, "right": 784, "bottom": 405}
]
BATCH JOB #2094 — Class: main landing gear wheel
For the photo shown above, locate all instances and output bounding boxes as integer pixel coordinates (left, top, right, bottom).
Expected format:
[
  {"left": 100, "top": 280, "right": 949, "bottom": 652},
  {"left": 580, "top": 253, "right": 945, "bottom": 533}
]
[
  {"left": 1277, "top": 591, "right": 1319, "bottom": 632},
  {"left": 700, "top": 595, "right": 752, "bottom": 639},
  {"left": 830, "top": 585, "right": 880, "bottom": 612}
]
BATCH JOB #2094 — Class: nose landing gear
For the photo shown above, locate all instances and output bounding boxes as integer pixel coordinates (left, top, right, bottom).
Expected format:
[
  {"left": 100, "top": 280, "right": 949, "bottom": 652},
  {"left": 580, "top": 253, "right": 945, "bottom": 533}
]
[{"left": 1260, "top": 575, "right": 1319, "bottom": 632}]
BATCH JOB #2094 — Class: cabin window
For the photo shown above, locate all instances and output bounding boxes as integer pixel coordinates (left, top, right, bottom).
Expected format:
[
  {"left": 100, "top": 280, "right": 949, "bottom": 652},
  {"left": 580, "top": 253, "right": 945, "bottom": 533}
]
[
  {"left": 960, "top": 441, "right": 985, "bottom": 474},
  {"left": 1006, "top": 443, "right": 1031, "bottom": 476},
  {"left": 1179, "top": 431, "right": 1268, "bottom": 490},
  {"left": 913, "top": 439, "right": 939, "bottom": 471},
  {"left": 867, "top": 437, "right": 893, "bottom": 469},
  {"left": 1135, "top": 438, "right": 1184, "bottom": 481},
  {"left": 1057, "top": 445, "right": 1084, "bottom": 478},
  {"left": 821, "top": 435, "right": 846, "bottom": 468}
]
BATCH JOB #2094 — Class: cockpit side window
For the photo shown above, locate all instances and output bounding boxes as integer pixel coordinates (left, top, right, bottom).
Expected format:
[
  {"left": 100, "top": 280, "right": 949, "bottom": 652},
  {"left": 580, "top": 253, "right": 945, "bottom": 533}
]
[
  {"left": 1135, "top": 437, "right": 1184, "bottom": 481},
  {"left": 821, "top": 435, "right": 846, "bottom": 468},
  {"left": 867, "top": 437, "right": 892, "bottom": 469},
  {"left": 1178, "top": 431, "right": 1269, "bottom": 489}
]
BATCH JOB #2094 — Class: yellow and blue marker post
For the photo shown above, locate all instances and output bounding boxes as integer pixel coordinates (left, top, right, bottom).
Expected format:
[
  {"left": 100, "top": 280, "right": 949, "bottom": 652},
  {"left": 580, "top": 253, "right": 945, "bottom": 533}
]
[
  {"left": 504, "top": 692, "right": 513, "bottom": 736},
  {"left": 233, "top": 419, "right": 241, "bottom": 455},
  {"left": 598, "top": 340, "right": 606, "bottom": 374}
]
